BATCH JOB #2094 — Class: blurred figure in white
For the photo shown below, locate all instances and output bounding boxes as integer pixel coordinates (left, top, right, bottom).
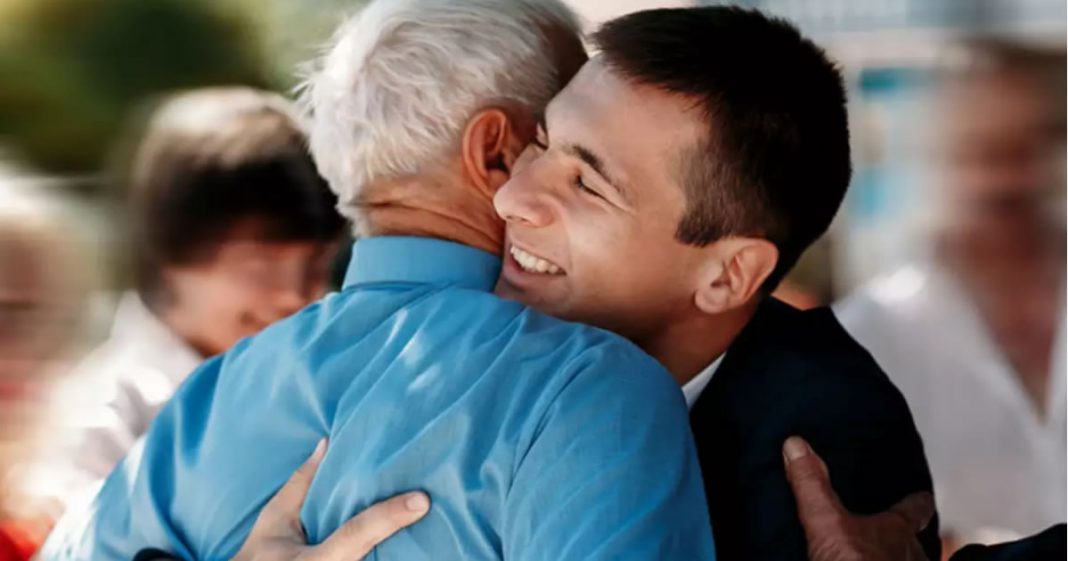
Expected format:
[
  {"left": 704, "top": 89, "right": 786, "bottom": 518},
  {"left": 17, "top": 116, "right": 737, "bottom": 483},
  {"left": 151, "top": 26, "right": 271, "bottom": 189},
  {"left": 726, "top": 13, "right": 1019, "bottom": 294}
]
[
  {"left": 0, "top": 175, "right": 93, "bottom": 561},
  {"left": 20, "top": 88, "right": 345, "bottom": 526},
  {"left": 836, "top": 40, "right": 1066, "bottom": 549}
]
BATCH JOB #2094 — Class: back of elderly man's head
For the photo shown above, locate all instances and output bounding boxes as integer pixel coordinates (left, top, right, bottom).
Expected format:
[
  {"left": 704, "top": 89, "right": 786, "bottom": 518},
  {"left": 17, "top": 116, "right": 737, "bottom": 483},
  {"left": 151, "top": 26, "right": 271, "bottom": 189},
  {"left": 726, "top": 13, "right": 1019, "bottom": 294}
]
[{"left": 300, "top": 0, "right": 584, "bottom": 229}]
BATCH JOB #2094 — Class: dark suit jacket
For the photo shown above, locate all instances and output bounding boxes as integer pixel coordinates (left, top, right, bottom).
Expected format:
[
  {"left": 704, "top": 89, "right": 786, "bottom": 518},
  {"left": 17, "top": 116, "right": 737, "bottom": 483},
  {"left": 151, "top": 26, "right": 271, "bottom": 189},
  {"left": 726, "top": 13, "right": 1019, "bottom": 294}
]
[
  {"left": 691, "top": 297, "right": 941, "bottom": 560},
  {"left": 951, "top": 524, "right": 1065, "bottom": 561}
]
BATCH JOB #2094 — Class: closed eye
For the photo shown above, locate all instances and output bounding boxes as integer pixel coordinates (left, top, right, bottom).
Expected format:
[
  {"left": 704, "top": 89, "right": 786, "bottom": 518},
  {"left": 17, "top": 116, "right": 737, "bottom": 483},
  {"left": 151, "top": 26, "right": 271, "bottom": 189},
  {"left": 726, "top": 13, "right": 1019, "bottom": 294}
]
[{"left": 575, "top": 175, "right": 605, "bottom": 200}]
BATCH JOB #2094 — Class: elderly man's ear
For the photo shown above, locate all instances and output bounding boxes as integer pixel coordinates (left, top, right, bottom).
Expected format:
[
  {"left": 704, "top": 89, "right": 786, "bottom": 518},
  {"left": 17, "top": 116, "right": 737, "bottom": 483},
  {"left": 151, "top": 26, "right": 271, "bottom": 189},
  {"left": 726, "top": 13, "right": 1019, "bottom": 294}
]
[{"left": 461, "top": 107, "right": 533, "bottom": 195}]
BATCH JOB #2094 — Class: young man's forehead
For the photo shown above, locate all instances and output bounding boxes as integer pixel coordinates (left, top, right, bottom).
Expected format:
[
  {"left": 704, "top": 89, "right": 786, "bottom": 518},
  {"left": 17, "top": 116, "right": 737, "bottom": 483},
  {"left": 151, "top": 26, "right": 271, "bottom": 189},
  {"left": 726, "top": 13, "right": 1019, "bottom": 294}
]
[
  {"left": 545, "top": 57, "right": 614, "bottom": 109},
  {"left": 545, "top": 58, "right": 704, "bottom": 194}
]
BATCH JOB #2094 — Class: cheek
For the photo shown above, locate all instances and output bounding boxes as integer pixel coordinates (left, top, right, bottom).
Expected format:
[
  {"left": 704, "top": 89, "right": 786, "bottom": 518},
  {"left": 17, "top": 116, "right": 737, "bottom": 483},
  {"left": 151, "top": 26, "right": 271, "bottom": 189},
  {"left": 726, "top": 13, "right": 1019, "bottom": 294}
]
[
  {"left": 168, "top": 274, "right": 214, "bottom": 316},
  {"left": 228, "top": 285, "right": 276, "bottom": 320},
  {"left": 188, "top": 277, "right": 260, "bottom": 326},
  {"left": 565, "top": 219, "right": 643, "bottom": 298},
  {"left": 577, "top": 229, "right": 690, "bottom": 302}
]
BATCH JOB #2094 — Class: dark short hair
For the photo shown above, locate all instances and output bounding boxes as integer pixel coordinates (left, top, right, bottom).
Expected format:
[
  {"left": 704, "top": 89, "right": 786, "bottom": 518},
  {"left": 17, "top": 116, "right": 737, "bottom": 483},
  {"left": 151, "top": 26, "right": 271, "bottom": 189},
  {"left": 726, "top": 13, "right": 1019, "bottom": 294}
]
[
  {"left": 593, "top": 6, "right": 851, "bottom": 290},
  {"left": 129, "top": 87, "right": 344, "bottom": 296}
]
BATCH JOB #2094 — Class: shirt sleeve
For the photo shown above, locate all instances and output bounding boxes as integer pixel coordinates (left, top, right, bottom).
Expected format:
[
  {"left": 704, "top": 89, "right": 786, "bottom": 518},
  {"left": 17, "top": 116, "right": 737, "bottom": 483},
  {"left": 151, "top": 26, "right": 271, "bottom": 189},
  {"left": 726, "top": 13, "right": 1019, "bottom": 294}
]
[{"left": 502, "top": 343, "right": 716, "bottom": 561}]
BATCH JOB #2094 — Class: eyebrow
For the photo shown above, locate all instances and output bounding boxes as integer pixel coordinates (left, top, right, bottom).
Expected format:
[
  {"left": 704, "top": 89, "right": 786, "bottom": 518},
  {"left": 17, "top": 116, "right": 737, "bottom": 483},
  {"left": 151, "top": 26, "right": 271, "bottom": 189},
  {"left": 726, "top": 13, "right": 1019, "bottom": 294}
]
[{"left": 539, "top": 116, "right": 629, "bottom": 202}]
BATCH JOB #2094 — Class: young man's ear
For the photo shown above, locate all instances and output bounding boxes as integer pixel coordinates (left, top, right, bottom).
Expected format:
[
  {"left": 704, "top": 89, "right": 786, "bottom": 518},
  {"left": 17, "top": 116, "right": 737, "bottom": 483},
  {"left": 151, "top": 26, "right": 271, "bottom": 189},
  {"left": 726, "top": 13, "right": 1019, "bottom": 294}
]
[
  {"left": 693, "top": 237, "right": 779, "bottom": 315},
  {"left": 461, "top": 107, "right": 530, "bottom": 195}
]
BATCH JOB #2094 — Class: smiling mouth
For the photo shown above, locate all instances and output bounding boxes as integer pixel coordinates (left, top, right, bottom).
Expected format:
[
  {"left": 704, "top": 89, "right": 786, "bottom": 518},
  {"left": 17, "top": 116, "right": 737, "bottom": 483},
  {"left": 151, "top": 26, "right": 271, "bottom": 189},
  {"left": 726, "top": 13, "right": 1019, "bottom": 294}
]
[{"left": 509, "top": 244, "right": 564, "bottom": 275}]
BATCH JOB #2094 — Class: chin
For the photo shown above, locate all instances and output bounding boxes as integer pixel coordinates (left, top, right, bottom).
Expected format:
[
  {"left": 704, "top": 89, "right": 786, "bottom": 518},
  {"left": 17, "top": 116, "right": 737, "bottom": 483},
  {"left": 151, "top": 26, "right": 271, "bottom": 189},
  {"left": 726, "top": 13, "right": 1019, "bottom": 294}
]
[{"left": 496, "top": 282, "right": 558, "bottom": 315}]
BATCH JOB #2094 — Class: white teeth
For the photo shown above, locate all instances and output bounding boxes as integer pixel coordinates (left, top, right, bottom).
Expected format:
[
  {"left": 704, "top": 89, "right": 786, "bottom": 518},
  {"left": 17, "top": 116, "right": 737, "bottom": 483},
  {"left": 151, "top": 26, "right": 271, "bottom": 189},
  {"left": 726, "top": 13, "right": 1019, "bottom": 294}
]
[{"left": 509, "top": 245, "right": 563, "bottom": 275}]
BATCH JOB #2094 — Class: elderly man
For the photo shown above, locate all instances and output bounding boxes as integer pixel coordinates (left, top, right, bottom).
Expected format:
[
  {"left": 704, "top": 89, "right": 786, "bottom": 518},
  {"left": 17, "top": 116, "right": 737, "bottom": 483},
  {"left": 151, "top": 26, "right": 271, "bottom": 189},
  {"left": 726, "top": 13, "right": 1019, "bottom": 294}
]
[{"left": 39, "top": 1, "right": 713, "bottom": 560}]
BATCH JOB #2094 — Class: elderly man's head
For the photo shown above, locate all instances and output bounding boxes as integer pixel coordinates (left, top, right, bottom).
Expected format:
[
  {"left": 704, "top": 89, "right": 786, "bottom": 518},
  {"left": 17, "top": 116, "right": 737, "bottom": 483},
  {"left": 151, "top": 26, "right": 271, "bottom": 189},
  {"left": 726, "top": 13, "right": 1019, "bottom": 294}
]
[{"left": 301, "top": 0, "right": 586, "bottom": 254}]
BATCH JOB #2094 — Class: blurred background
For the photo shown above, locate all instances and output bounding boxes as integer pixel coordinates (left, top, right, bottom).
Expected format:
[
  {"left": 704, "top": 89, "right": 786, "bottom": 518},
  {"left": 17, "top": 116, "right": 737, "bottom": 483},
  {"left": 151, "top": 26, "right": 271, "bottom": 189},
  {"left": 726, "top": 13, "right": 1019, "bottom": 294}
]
[{"left": 0, "top": 1, "right": 1063, "bottom": 560}]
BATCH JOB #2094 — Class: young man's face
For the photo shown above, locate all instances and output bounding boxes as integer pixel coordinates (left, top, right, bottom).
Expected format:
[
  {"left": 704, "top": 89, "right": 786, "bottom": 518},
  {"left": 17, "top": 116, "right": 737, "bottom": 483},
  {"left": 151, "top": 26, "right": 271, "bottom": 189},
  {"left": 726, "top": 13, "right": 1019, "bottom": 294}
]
[
  {"left": 163, "top": 237, "right": 337, "bottom": 357},
  {"left": 494, "top": 57, "right": 711, "bottom": 341}
]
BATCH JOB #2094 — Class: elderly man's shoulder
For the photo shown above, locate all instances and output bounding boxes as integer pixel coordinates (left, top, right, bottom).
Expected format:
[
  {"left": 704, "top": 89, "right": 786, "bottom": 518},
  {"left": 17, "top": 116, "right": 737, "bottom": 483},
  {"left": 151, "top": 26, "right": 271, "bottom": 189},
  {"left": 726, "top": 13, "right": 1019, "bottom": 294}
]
[
  {"left": 254, "top": 284, "right": 626, "bottom": 345},
  {"left": 229, "top": 284, "right": 672, "bottom": 396}
]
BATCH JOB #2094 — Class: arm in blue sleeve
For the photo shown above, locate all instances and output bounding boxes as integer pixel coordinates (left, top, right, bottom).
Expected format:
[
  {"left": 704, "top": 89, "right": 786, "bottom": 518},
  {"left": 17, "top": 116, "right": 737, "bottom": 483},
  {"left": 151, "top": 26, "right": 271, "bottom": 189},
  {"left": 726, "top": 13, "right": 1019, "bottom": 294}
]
[{"left": 502, "top": 344, "right": 716, "bottom": 561}]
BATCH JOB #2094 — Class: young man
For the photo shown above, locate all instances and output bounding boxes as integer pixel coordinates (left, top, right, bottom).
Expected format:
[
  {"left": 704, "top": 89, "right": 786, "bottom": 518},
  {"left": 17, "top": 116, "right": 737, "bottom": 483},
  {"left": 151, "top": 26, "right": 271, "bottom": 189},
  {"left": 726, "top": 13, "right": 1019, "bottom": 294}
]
[
  {"left": 31, "top": 87, "right": 344, "bottom": 514},
  {"left": 494, "top": 8, "right": 939, "bottom": 559},
  {"left": 40, "top": 2, "right": 714, "bottom": 560}
]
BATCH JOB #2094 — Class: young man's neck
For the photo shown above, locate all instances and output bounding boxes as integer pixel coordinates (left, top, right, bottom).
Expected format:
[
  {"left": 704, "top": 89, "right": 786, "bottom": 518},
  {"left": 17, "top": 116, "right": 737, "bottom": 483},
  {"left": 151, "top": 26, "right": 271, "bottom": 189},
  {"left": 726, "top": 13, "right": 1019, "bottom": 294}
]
[
  {"left": 361, "top": 177, "right": 503, "bottom": 255},
  {"left": 639, "top": 300, "right": 760, "bottom": 387}
]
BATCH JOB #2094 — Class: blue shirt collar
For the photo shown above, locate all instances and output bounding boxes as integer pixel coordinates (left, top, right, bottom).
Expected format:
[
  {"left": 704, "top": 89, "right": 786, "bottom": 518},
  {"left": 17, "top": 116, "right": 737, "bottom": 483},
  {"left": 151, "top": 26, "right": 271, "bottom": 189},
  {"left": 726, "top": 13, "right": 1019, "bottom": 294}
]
[{"left": 343, "top": 236, "right": 502, "bottom": 292}]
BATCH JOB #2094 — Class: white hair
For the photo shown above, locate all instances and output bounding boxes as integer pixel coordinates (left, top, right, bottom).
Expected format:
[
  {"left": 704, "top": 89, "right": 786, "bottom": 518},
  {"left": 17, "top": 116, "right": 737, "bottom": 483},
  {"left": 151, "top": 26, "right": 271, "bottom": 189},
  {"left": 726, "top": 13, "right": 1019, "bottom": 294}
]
[{"left": 298, "top": 0, "right": 582, "bottom": 226}]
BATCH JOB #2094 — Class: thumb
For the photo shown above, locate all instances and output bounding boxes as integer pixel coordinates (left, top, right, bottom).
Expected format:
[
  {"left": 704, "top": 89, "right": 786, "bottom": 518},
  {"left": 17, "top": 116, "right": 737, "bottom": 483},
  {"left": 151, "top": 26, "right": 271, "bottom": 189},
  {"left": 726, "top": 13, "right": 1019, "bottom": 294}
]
[
  {"left": 312, "top": 492, "right": 430, "bottom": 560},
  {"left": 257, "top": 438, "right": 328, "bottom": 535},
  {"left": 783, "top": 436, "right": 844, "bottom": 533}
]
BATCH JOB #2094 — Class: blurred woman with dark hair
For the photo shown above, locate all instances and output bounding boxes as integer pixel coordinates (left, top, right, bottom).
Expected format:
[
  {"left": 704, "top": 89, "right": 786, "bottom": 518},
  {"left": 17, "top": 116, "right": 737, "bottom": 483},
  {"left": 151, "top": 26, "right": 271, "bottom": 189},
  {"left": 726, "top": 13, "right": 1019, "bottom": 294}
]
[{"left": 20, "top": 88, "right": 345, "bottom": 532}]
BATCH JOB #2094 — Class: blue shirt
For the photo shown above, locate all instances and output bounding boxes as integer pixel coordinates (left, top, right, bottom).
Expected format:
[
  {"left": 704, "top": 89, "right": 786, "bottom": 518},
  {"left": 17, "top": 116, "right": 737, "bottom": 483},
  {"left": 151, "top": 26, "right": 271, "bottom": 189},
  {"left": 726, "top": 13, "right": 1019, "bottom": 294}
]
[{"left": 42, "top": 237, "right": 715, "bottom": 561}]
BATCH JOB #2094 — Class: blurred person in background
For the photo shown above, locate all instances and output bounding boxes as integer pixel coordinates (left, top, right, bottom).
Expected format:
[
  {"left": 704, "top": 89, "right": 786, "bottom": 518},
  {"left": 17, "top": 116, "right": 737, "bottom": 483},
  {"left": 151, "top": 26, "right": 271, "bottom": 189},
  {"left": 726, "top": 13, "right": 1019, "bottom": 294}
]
[
  {"left": 836, "top": 40, "right": 1066, "bottom": 552},
  {"left": 0, "top": 179, "right": 93, "bottom": 561},
  {"left": 19, "top": 87, "right": 344, "bottom": 531}
]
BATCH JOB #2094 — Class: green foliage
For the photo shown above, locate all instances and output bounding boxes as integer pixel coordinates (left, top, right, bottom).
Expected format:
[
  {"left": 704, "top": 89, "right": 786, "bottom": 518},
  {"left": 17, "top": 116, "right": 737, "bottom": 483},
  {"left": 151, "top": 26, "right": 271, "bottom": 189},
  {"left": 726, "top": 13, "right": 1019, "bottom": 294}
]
[
  {"left": 0, "top": 0, "right": 269, "bottom": 174},
  {"left": 250, "top": 0, "right": 368, "bottom": 89}
]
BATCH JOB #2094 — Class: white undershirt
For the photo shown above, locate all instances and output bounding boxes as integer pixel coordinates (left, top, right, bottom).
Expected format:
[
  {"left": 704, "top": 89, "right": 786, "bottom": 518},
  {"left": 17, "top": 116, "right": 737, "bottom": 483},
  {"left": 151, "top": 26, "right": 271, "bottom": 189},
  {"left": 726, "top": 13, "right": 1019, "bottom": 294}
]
[{"left": 682, "top": 354, "right": 725, "bottom": 410}]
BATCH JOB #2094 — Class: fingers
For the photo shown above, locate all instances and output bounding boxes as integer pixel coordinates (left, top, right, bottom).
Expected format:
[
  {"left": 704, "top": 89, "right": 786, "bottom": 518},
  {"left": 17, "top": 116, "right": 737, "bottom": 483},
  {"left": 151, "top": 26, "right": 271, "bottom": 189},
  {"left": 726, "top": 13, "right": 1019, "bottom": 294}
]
[
  {"left": 257, "top": 438, "right": 328, "bottom": 533},
  {"left": 886, "top": 491, "right": 936, "bottom": 534},
  {"left": 783, "top": 436, "right": 844, "bottom": 531},
  {"left": 313, "top": 492, "right": 431, "bottom": 560}
]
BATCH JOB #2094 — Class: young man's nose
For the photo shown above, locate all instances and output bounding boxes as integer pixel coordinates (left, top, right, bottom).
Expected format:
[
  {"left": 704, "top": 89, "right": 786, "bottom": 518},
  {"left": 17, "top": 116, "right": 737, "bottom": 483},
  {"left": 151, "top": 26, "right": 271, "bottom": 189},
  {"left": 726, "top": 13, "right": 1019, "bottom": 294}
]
[{"left": 494, "top": 170, "right": 556, "bottom": 228}]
